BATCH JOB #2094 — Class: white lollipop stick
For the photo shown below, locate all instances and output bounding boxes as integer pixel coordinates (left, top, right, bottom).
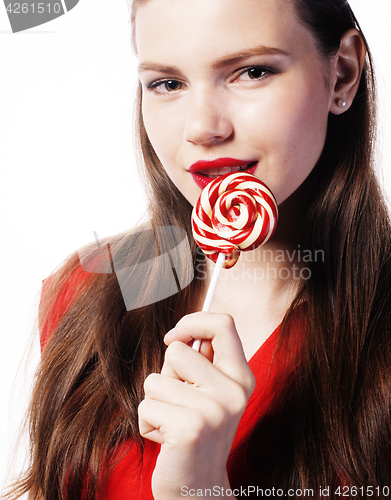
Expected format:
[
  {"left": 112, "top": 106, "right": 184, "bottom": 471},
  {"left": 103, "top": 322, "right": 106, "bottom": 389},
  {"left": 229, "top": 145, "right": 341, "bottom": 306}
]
[{"left": 192, "top": 252, "right": 225, "bottom": 352}]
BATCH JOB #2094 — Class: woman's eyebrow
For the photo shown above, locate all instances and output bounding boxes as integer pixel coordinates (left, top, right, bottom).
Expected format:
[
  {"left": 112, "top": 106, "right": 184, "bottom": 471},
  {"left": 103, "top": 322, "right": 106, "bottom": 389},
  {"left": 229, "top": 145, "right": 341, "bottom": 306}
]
[
  {"left": 211, "top": 46, "right": 290, "bottom": 69},
  {"left": 138, "top": 46, "right": 290, "bottom": 74},
  {"left": 138, "top": 62, "right": 181, "bottom": 74}
]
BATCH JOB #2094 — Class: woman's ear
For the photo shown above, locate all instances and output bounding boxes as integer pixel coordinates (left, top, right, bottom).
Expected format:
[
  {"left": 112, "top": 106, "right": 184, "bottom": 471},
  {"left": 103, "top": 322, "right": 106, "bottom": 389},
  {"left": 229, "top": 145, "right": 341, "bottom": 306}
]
[{"left": 329, "top": 28, "right": 366, "bottom": 115}]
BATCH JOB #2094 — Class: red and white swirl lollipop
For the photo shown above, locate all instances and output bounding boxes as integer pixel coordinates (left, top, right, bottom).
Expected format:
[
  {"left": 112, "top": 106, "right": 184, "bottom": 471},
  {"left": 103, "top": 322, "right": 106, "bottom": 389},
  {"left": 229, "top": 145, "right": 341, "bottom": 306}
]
[
  {"left": 192, "top": 171, "right": 278, "bottom": 269},
  {"left": 191, "top": 172, "right": 278, "bottom": 350}
]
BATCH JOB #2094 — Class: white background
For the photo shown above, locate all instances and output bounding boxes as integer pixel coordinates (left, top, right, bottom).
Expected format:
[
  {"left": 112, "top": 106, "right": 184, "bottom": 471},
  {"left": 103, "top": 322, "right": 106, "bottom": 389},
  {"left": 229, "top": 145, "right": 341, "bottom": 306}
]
[{"left": 1, "top": 0, "right": 390, "bottom": 492}]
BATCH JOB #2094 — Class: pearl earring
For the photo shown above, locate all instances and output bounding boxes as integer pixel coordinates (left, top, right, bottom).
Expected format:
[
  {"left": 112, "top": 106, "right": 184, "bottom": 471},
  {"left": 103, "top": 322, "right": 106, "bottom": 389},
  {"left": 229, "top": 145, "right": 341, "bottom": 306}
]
[{"left": 338, "top": 98, "right": 347, "bottom": 109}]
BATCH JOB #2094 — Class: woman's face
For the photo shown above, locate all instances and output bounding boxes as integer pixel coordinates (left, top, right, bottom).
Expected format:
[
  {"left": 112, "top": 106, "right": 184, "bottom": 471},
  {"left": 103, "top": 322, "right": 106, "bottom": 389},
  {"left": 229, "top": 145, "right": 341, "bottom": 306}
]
[{"left": 136, "top": 0, "right": 334, "bottom": 206}]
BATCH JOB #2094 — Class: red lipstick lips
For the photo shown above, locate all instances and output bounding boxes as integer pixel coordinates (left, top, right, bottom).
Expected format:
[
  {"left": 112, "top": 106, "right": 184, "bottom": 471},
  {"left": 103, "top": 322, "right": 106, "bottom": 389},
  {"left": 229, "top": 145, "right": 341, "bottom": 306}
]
[{"left": 189, "top": 157, "right": 258, "bottom": 189}]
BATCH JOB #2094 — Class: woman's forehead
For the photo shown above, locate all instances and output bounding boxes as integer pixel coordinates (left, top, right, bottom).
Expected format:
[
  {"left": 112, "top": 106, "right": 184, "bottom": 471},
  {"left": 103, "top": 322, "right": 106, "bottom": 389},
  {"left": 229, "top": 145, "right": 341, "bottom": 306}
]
[{"left": 134, "top": 0, "right": 311, "bottom": 62}]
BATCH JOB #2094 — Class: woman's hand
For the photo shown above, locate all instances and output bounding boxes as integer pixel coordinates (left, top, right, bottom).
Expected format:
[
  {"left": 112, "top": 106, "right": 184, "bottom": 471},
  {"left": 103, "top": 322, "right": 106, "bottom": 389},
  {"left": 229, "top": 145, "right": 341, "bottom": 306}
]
[{"left": 138, "top": 312, "right": 255, "bottom": 500}]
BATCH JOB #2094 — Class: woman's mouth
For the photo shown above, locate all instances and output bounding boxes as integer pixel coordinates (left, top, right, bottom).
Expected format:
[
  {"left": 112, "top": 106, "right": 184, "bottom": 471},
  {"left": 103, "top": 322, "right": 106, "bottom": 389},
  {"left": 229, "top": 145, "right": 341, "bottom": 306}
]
[{"left": 188, "top": 159, "right": 258, "bottom": 189}]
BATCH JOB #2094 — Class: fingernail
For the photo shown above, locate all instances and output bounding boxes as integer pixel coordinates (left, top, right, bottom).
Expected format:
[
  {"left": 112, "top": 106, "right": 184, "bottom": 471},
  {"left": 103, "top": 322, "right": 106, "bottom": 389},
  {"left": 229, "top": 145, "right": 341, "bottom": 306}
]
[{"left": 164, "top": 328, "right": 175, "bottom": 343}]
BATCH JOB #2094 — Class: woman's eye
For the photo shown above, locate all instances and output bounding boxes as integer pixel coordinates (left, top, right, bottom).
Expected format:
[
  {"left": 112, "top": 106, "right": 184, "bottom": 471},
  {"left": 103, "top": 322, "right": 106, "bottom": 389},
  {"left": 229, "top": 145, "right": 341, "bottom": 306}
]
[
  {"left": 236, "top": 66, "right": 273, "bottom": 81},
  {"left": 164, "top": 80, "right": 182, "bottom": 91},
  {"left": 247, "top": 67, "right": 267, "bottom": 79},
  {"left": 149, "top": 79, "right": 183, "bottom": 93}
]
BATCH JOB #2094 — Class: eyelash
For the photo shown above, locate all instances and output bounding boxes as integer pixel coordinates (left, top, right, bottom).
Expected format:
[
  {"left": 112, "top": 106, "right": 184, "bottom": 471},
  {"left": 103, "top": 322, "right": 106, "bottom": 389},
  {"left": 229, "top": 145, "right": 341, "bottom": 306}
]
[{"left": 146, "top": 65, "right": 277, "bottom": 94}]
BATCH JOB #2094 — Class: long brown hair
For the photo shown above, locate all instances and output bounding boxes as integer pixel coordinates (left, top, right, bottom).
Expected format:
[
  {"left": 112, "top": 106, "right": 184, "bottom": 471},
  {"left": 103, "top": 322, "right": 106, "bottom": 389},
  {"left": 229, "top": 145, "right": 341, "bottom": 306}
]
[{"left": 6, "top": 0, "right": 391, "bottom": 498}]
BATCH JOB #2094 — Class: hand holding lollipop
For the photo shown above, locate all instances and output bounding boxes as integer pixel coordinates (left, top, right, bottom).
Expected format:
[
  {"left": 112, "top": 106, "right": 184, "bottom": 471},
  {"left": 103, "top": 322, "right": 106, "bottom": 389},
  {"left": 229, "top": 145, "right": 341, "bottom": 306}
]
[{"left": 191, "top": 171, "right": 278, "bottom": 349}]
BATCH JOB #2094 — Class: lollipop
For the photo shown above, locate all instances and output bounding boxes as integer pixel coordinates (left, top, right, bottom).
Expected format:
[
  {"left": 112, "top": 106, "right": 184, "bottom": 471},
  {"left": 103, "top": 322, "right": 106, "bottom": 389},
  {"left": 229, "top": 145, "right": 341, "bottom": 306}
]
[
  {"left": 191, "top": 172, "right": 278, "bottom": 350},
  {"left": 192, "top": 171, "right": 278, "bottom": 268}
]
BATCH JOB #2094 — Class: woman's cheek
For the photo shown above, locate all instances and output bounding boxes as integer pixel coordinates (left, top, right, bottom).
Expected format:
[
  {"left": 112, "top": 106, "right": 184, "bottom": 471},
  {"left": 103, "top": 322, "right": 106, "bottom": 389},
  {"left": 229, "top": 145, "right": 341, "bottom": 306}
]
[{"left": 142, "top": 98, "right": 182, "bottom": 163}]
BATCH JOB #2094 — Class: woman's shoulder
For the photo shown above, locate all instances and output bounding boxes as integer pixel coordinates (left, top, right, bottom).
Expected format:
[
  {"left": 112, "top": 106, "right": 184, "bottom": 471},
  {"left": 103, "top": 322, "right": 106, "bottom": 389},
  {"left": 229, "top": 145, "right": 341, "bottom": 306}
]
[
  {"left": 39, "top": 252, "right": 95, "bottom": 352},
  {"left": 38, "top": 220, "right": 195, "bottom": 352},
  {"left": 38, "top": 224, "right": 150, "bottom": 352}
]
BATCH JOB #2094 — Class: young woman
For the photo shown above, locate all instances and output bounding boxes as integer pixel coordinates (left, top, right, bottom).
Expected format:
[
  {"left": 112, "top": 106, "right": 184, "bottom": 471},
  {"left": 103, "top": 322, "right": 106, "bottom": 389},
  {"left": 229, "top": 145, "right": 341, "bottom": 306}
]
[{"left": 7, "top": 0, "right": 391, "bottom": 498}]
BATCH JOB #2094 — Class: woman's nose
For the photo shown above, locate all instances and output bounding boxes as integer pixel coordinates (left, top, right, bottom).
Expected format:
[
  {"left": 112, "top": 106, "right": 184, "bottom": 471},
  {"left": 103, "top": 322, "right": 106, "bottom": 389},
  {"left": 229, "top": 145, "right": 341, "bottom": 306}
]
[{"left": 184, "top": 89, "right": 233, "bottom": 145}]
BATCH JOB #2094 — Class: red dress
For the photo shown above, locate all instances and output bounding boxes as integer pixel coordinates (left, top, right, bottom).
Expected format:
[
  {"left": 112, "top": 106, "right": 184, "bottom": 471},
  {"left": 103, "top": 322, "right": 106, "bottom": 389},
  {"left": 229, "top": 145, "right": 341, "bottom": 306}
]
[{"left": 39, "top": 264, "right": 295, "bottom": 499}]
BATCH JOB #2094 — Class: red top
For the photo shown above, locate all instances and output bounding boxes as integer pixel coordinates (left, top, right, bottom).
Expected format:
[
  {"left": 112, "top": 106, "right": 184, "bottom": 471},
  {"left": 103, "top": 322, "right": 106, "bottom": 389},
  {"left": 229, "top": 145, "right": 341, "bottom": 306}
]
[{"left": 40, "top": 264, "right": 295, "bottom": 499}]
